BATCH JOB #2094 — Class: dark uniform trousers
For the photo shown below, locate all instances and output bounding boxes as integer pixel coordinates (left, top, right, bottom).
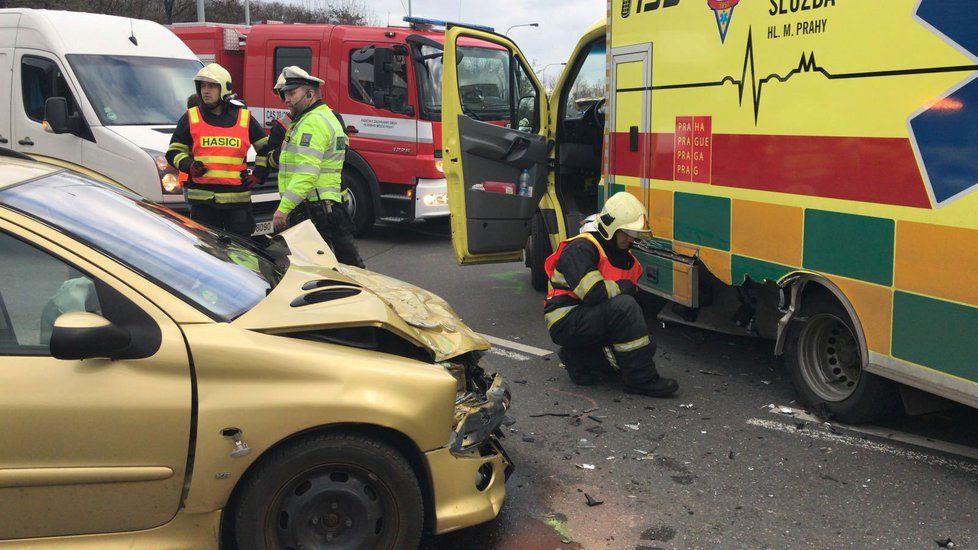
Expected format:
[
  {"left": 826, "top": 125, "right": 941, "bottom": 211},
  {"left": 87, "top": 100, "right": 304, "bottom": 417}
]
[
  {"left": 548, "top": 294, "right": 659, "bottom": 386},
  {"left": 288, "top": 200, "right": 365, "bottom": 268},
  {"left": 191, "top": 203, "right": 254, "bottom": 237}
]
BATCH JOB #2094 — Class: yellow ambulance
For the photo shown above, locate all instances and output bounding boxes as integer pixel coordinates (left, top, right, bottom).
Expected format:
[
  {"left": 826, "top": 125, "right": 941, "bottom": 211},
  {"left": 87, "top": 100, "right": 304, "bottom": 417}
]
[{"left": 440, "top": 0, "right": 978, "bottom": 422}]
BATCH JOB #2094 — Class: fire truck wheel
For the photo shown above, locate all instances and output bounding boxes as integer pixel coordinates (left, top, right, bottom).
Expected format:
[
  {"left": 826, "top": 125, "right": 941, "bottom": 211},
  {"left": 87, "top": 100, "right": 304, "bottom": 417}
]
[
  {"left": 529, "top": 213, "right": 551, "bottom": 292},
  {"left": 343, "top": 169, "right": 374, "bottom": 236},
  {"left": 784, "top": 295, "right": 900, "bottom": 423}
]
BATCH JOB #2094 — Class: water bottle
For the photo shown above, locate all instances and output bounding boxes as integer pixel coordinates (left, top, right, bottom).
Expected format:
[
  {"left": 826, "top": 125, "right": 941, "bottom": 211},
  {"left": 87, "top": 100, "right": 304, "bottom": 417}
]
[{"left": 518, "top": 169, "right": 532, "bottom": 197}]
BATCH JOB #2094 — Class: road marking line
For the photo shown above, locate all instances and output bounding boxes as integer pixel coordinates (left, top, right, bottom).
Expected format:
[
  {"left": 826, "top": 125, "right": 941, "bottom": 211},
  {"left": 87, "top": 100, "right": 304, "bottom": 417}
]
[
  {"left": 479, "top": 333, "right": 553, "bottom": 357},
  {"left": 767, "top": 405, "right": 978, "bottom": 462},
  {"left": 746, "top": 418, "right": 978, "bottom": 474},
  {"left": 486, "top": 347, "right": 531, "bottom": 361}
]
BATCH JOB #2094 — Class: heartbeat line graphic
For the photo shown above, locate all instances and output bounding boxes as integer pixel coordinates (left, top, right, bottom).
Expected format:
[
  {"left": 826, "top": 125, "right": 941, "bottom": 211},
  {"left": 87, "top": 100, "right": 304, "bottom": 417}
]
[{"left": 619, "top": 27, "right": 978, "bottom": 124}]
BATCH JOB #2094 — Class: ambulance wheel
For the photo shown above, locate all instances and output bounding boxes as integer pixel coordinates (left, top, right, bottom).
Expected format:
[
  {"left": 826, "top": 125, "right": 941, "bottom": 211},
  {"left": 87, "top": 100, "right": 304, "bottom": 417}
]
[
  {"left": 784, "top": 295, "right": 899, "bottom": 423},
  {"left": 343, "top": 169, "right": 373, "bottom": 236},
  {"left": 529, "top": 213, "right": 551, "bottom": 292}
]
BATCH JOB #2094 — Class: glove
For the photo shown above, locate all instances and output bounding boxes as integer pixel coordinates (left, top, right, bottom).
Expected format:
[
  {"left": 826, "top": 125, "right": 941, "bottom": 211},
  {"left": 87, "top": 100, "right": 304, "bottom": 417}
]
[
  {"left": 616, "top": 279, "right": 638, "bottom": 296},
  {"left": 188, "top": 160, "right": 206, "bottom": 178},
  {"left": 241, "top": 169, "right": 264, "bottom": 188}
]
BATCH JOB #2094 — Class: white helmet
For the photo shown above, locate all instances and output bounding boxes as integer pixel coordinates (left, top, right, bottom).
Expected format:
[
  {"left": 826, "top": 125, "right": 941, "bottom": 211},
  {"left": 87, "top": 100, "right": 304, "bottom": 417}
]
[
  {"left": 194, "top": 63, "right": 233, "bottom": 100},
  {"left": 597, "top": 192, "right": 652, "bottom": 240},
  {"left": 277, "top": 65, "right": 324, "bottom": 98}
]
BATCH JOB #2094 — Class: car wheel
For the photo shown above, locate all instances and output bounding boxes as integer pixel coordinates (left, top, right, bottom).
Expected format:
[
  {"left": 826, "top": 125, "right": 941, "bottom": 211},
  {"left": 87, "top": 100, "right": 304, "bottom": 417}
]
[
  {"left": 343, "top": 169, "right": 374, "bottom": 236},
  {"left": 784, "top": 296, "right": 900, "bottom": 423},
  {"left": 529, "top": 213, "right": 551, "bottom": 292},
  {"left": 233, "top": 433, "right": 423, "bottom": 550}
]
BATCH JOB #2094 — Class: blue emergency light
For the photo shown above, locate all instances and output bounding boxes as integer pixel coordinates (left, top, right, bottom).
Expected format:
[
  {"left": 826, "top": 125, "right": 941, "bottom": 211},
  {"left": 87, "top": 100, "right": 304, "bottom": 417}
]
[{"left": 403, "top": 16, "right": 494, "bottom": 33}]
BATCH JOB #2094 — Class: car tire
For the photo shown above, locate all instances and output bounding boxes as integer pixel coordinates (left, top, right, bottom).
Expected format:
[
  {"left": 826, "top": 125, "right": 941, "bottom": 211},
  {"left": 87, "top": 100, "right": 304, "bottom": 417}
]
[
  {"left": 784, "top": 295, "right": 900, "bottom": 423},
  {"left": 343, "top": 168, "right": 374, "bottom": 236},
  {"left": 529, "top": 213, "right": 551, "bottom": 292},
  {"left": 232, "top": 432, "right": 423, "bottom": 550}
]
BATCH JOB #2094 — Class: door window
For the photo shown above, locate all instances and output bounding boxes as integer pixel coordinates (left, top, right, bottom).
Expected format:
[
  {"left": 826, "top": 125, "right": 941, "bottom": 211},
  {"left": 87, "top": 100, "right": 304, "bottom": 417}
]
[
  {"left": 0, "top": 232, "right": 101, "bottom": 354},
  {"left": 454, "top": 41, "right": 538, "bottom": 131},
  {"left": 274, "top": 46, "right": 313, "bottom": 80},
  {"left": 21, "top": 56, "right": 79, "bottom": 123},
  {"left": 562, "top": 41, "right": 607, "bottom": 121}
]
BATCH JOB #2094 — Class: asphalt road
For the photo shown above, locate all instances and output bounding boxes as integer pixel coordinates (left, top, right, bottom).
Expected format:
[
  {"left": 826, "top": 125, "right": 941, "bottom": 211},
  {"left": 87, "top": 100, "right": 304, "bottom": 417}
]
[{"left": 358, "top": 220, "right": 978, "bottom": 550}]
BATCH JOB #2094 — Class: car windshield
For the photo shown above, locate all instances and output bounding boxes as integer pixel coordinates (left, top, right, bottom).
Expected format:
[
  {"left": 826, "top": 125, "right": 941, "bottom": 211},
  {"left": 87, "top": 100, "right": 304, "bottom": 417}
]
[
  {"left": 67, "top": 55, "right": 202, "bottom": 126},
  {"left": 0, "top": 171, "right": 283, "bottom": 321},
  {"left": 418, "top": 44, "right": 510, "bottom": 121}
]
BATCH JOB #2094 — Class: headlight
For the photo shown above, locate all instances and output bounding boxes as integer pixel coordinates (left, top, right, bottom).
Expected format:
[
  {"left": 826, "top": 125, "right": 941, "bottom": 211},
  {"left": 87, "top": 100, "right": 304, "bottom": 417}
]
[
  {"left": 422, "top": 193, "right": 448, "bottom": 206},
  {"left": 434, "top": 160, "right": 444, "bottom": 173},
  {"left": 143, "top": 148, "right": 183, "bottom": 195}
]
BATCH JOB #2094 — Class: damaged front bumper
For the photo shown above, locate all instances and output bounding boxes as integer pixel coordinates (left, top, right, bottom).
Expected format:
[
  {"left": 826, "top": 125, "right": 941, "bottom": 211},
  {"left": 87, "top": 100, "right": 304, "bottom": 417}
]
[{"left": 426, "top": 366, "right": 513, "bottom": 534}]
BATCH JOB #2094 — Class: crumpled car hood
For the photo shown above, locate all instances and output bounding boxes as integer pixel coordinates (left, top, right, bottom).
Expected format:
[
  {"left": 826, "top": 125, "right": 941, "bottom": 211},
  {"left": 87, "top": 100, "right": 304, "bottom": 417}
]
[{"left": 233, "top": 221, "right": 489, "bottom": 361}]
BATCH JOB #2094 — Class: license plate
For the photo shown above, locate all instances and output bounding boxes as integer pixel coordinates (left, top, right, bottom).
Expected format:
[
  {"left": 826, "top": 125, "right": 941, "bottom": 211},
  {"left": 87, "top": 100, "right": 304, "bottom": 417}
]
[{"left": 253, "top": 220, "right": 273, "bottom": 236}]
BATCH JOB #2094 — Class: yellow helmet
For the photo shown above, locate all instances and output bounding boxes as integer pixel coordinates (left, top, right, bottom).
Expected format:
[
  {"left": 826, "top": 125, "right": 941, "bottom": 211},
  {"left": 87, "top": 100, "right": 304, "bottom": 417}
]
[
  {"left": 597, "top": 192, "right": 652, "bottom": 240},
  {"left": 193, "top": 63, "right": 233, "bottom": 99}
]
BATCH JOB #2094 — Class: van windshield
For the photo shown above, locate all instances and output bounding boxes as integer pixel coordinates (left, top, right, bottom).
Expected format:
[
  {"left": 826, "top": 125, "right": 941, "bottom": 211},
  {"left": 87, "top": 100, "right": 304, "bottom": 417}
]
[{"left": 67, "top": 55, "right": 202, "bottom": 126}]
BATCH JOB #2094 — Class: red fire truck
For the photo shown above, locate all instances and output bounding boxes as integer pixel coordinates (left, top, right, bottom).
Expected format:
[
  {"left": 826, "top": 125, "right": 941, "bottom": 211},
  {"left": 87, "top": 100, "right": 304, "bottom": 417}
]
[{"left": 170, "top": 17, "right": 503, "bottom": 234}]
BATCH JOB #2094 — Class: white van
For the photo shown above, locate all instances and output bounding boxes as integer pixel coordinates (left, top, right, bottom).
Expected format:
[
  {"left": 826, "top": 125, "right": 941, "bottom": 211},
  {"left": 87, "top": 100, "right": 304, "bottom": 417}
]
[{"left": 0, "top": 9, "right": 204, "bottom": 208}]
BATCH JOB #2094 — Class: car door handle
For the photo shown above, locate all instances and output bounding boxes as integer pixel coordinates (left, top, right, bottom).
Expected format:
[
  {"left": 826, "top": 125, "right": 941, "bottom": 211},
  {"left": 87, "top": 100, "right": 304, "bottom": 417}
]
[{"left": 18, "top": 137, "right": 34, "bottom": 146}]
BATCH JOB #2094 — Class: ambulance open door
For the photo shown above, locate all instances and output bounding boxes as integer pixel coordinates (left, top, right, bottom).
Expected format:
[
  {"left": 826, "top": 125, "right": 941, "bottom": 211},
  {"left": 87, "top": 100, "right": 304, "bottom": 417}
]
[{"left": 441, "top": 26, "right": 550, "bottom": 265}]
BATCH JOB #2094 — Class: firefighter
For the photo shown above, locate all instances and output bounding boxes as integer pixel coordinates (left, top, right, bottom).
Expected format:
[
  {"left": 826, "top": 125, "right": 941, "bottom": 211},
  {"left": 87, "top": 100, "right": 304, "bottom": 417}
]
[
  {"left": 166, "top": 63, "right": 270, "bottom": 237},
  {"left": 271, "top": 66, "right": 364, "bottom": 268},
  {"left": 544, "top": 193, "right": 679, "bottom": 397}
]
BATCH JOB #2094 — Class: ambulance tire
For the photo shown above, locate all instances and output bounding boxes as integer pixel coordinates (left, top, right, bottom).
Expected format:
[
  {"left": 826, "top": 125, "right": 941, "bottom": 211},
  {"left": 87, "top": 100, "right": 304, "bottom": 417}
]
[
  {"left": 529, "top": 213, "right": 551, "bottom": 292},
  {"left": 784, "top": 296, "right": 900, "bottom": 424},
  {"left": 343, "top": 169, "right": 373, "bottom": 236}
]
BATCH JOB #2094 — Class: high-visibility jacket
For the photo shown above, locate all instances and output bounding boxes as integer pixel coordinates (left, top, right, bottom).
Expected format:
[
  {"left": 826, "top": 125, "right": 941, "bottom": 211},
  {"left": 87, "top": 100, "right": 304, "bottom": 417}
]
[
  {"left": 266, "top": 114, "right": 293, "bottom": 171},
  {"left": 186, "top": 106, "right": 252, "bottom": 204},
  {"left": 545, "top": 233, "right": 643, "bottom": 301},
  {"left": 277, "top": 103, "right": 346, "bottom": 214}
]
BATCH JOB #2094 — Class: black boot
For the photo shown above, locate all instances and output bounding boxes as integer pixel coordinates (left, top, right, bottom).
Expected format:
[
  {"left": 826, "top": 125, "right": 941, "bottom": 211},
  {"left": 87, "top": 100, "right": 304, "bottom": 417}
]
[
  {"left": 624, "top": 377, "right": 679, "bottom": 397},
  {"left": 558, "top": 347, "right": 596, "bottom": 386}
]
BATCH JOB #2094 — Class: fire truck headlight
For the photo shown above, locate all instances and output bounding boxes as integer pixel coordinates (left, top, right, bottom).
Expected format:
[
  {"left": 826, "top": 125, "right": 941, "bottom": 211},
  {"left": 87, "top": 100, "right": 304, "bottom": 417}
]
[
  {"left": 434, "top": 160, "right": 444, "bottom": 173},
  {"left": 422, "top": 193, "right": 448, "bottom": 206}
]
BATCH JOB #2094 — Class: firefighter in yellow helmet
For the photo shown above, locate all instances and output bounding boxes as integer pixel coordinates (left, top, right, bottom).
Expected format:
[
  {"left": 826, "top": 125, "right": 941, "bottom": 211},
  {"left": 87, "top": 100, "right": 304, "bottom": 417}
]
[
  {"left": 166, "top": 63, "right": 270, "bottom": 237},
  {"left": 543, "top": 193, "right": 679, "bottom": 396},
  {"left": 271, "top": 66, "right": 364, "bottom": 268}
]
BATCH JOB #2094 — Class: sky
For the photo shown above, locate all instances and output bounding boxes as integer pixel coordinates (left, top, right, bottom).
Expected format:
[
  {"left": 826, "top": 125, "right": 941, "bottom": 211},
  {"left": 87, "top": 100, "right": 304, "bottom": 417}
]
[{"left": 367, "top": 0, "right": 605, "bottom": 78}]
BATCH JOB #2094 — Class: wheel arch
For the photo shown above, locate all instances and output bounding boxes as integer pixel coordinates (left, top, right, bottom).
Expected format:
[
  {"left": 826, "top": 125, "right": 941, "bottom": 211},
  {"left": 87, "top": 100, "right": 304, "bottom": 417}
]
[
  {"left": 219, "top": 422, "right": 436, "bottom": 544},
  {"left": 344, "top": 149, "right": 383, "bottom": 215},
  {"left": 773, "top": 272, "right": 869, "bottom": 368}
]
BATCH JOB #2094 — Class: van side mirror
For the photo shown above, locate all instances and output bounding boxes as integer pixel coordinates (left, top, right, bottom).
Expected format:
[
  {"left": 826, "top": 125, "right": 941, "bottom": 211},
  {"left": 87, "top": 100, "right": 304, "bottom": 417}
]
[
  {"left": 50, "top": 312, "right": 131, "bottom": 360},
  {"left": 44, "top": 97, "right": 70, "bottom": 134}
]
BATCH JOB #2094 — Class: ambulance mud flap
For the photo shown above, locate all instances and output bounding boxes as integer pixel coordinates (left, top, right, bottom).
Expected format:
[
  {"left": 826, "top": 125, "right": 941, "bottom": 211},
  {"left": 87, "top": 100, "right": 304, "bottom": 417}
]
[{"left": 450, "top": 374, "right": 511, "bottom": 454}]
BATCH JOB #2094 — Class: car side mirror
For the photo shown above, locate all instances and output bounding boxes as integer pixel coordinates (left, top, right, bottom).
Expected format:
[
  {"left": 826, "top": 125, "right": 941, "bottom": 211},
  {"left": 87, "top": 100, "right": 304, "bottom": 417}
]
[
  {"left": 50, "top": 312, "right": 131, "bottom": 360},
  {"left": 44, "top": 97, "right": 70, "bottom": 134}
]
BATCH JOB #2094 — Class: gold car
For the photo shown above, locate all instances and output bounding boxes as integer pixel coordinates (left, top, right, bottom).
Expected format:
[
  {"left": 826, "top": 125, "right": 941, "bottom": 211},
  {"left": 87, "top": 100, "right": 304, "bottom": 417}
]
[{"left": 0, "top": 152, "right": 511, "bottom": 548}]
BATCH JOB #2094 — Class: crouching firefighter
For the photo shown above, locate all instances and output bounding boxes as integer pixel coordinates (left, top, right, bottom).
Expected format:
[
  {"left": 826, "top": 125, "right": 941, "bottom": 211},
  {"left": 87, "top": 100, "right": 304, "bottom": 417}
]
[
  {"left": 270, "top": 66, "right": 364, "bottom": 268},
  {"left": 167, "top": 63, "right": 269, "bottom": 236},
  {"left": 544, "top": 193, "right": 679, "bottom": 397}
]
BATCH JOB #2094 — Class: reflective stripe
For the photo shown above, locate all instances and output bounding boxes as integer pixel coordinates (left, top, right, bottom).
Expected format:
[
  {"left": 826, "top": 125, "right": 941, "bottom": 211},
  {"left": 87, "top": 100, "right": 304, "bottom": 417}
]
[
  {"left": 188, "top": 107, "right": 200, "bottom": 124},
  {"left": 238, "top": 108, "right": 249, "bottom": 128},
  {"left": 254, "top": 156, "right": 268, "bottom": 167},
  {"left": 307, "top": 186, "right": 340, "bottom": 201},
  {"left": 612, "top": 335, "right": 650, "bottom": 353},
  {"left": 196, "top": 155, "right": 247, "bottom": 165},
  {"left": 551, "top": 269, "right": 567, "bottom": 287},
  {"left": 253, "top": 136, "right": 269, "bottom": 149},
  {"left": 282, "top": 190, "right": 304, "bottom": 204},
  {"left": 323, "top": 150, "right": 345, "bottom": 162},
  {"left": 573, "top": 270, "right": 603, "bottom": 299},
  {"left": 278, "top": 163, "right": 320, "bottom": 175},
  {"left": 606, "top": 280, "right": 621, "bottom": 298},
  {"left": 168, "top": 142, "right": 190, "bottom": 153},
  {"left": 172, "top": 152, "right": 190, "bottom": 166},
  {"left": 283, "top": 142, "right": 325, "bottom": 158},
  {"left": 187, "top": 189, "right": 215, "bottom": 200},
  {"left": 603, "top": 347, "right": 620, "bottom": 371},
  {"left": 204, "top": 170, "right": 243, "bottom": 179},
  {"left": 214, "top": 191, "right": 252, "bottom": 204},
  {"left": 544, "top": 305, "right": 576, "bottom": 329}
]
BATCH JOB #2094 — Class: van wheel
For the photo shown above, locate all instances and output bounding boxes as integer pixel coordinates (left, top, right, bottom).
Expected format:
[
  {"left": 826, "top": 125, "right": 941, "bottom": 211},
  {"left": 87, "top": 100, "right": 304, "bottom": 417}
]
[
  {"left": 343, "top": 169, "right": 374, "bottom": 236},
  {"left": 233, "top": 433, "right": 423, "bottom": 550},
  {"left": 529, "top": 213, "right": 551, "bottom": 292},
  {"left": 784, "top": 296, "right": 899, "bottom": 423}
]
